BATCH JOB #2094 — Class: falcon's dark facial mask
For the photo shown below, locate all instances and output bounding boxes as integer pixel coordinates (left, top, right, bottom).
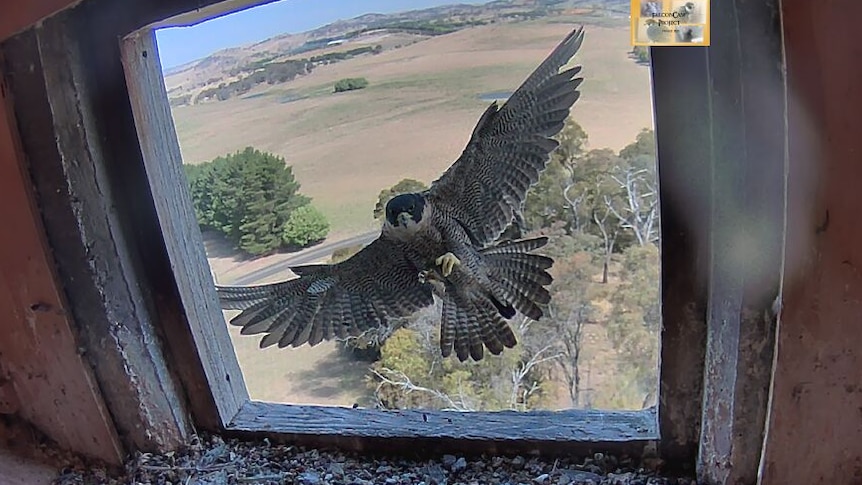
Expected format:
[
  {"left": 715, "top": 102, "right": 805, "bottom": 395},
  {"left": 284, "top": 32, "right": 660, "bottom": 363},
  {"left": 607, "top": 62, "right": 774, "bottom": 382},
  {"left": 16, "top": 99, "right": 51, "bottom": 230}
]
[{"left": 386, "top": 193, "right": 426, "bottom": 228}]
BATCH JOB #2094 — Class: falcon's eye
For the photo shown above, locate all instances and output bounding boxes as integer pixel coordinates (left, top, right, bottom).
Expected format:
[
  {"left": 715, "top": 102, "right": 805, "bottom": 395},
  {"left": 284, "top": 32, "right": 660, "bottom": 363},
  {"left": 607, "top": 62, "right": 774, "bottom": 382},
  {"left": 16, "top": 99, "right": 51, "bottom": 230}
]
[{"left": 409, "top": 205, "right": 415, "bottom": 211}]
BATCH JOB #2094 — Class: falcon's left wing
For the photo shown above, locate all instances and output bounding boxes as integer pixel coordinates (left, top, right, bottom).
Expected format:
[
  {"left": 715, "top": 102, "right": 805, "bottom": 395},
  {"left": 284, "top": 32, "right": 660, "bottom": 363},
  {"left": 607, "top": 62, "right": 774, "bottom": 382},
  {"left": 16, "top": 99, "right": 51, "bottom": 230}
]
[
  {"left": 425, "top": 27, "right": 585, "bottom": 247},
  {"left": 215, "top": 236, "right": 434, "bottom": 349}
]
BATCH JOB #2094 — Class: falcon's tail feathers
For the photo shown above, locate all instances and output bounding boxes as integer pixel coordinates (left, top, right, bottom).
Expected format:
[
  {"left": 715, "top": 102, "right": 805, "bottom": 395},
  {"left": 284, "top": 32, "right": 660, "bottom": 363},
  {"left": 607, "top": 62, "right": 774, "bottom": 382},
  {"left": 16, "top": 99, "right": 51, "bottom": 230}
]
[
  {"left": 440, "top": 291, "right": 517, "bottom": 363},
  {"left": 481, "top": 236, "right": 554, "bottom": 321},
  {"left": 439, "top": 236, "right": 554, "bottom": 362}
]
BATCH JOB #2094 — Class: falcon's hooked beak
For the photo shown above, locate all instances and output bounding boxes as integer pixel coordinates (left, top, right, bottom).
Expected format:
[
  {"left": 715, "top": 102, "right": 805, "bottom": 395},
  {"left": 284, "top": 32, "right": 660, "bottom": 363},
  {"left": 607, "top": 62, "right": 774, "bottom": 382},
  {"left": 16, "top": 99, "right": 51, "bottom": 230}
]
[{"left": 396, "top": 212, "right": 413, "bottom": 227}]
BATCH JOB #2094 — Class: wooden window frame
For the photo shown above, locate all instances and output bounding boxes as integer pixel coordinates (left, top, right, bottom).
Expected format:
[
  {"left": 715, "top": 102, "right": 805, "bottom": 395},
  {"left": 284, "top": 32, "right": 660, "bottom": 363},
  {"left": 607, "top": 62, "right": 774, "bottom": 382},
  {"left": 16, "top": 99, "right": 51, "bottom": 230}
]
[
  {"left": 120, "top": 6, "right": 658, "bottom": 455},
  {"left": 0, "top": 0, "right": 785, "bottom": 478}
]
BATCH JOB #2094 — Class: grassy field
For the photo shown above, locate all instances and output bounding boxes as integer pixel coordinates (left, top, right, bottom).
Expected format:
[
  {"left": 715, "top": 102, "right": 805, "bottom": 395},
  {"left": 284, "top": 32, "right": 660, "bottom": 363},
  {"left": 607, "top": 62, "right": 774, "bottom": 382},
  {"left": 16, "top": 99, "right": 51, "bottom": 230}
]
[
  {"left": 170, "top": 20, "right": 653, "bottom": 238},
  {"left": 167, "top": 18, "right": 657, "bottom": 408}
]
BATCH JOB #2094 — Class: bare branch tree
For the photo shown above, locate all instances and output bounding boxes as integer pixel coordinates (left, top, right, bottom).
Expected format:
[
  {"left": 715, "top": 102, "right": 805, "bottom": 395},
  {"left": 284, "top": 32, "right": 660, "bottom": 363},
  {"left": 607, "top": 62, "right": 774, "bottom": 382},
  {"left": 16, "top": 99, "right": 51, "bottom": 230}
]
[
  {"left": 516, "top": 314, "right": 533, "bottom": 334},
  {"left": 509, "top": 342, "right": 562, "bottom": 411},
  {"left": 371, "top": 367, "right": 475, "bottom": 411},
  {"left": 548, "top": 304, "right": 590, "bottom": 408},
  {"left": 593, "top": 206, "right": 618, "bottom": 284},
  {"left": 563, "top": 183, "right": 586, "bottom": 232},
  {"left": 604, "top": 168, "right": 659, "bottom": 246}
]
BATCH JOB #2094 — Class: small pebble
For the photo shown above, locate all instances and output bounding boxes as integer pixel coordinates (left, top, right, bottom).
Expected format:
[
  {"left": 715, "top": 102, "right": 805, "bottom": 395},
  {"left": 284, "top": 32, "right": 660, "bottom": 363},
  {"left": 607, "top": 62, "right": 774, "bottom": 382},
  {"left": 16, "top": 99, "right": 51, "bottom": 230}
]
[
  {"left": 328, "top": 462, "right": 345, "bottom": 476},
  {"left": 300, "top": 471, "right": 321, "bottom": 484},
  {"left": 561, "top": 469, "right": 603, "bottom": 483}
]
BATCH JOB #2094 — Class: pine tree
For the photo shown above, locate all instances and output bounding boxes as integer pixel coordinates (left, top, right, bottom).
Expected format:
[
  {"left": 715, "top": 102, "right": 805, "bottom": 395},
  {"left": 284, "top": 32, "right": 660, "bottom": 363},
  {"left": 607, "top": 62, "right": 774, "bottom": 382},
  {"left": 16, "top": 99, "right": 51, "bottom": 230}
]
[{"left": 182, "top": 147, "right": 325, "bottom": 256}]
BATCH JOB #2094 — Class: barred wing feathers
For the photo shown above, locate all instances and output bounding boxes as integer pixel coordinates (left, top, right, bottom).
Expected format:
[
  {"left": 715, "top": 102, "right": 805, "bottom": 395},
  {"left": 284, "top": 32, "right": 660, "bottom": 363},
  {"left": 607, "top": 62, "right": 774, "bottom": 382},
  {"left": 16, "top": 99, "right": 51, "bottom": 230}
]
[
  {"left": 216, "top": 237, "right": 434, "bottom": 349},
  {"left": 426, "top": 26, "right": 585, "bottom": 247}
]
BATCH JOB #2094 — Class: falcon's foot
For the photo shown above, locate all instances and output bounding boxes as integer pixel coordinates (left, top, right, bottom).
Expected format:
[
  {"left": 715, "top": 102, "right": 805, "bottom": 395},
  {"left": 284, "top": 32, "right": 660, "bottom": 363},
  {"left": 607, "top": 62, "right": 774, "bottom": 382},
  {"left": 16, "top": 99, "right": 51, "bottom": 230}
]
[
  {"left": 435, "top": 252, "right": 461, "bottom": 277},
  {"left": 419, "top": 269, "right": 447, "bottom": 297},
  {"left": 418, "top": 270, "right": 433, "bottom": 284}
]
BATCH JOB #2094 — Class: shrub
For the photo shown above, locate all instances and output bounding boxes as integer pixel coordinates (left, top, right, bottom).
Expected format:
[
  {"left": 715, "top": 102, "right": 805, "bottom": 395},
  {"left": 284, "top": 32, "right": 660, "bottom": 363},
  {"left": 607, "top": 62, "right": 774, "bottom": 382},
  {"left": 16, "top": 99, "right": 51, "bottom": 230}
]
[
  {"left": 281, "top": 204, "right": 330, "bottom": 247},
  {"left": 333, "top": 77, "right": 369, "bottom": 93}
]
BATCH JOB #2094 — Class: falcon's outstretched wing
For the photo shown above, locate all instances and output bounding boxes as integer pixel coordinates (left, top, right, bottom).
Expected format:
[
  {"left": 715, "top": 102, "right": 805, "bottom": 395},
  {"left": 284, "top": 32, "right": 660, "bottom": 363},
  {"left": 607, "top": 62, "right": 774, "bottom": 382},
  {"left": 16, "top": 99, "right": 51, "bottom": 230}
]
[
  {"left": 216, "top": 237, "right": 434, "bottom": 349},
  {"left": 425, "top": 27, "right": 585, "bottom": 247}
]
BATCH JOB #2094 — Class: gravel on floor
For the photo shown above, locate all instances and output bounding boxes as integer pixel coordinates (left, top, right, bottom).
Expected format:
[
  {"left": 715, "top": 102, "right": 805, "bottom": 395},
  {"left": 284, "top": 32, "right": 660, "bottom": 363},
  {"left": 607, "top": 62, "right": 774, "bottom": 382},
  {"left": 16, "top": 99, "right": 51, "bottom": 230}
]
[{"left": 52, "top": 434, "right": 696, "bottom": 485}]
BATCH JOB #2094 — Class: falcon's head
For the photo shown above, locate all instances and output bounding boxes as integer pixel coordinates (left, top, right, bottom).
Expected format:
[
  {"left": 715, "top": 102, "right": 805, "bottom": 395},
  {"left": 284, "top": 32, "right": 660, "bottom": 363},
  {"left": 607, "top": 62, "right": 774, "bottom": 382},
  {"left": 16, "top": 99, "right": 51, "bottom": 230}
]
[{"left": 384, "top": 193, "right": 428, "bottom": 233}]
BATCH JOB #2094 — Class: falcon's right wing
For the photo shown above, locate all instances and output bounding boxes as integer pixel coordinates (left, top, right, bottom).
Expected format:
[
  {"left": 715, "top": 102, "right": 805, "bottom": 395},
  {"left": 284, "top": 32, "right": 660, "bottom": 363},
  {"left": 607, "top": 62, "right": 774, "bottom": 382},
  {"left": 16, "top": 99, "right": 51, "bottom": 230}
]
[
  {"left": 216, "top": 236, "right": 434, "bottom": 349},
  {"left": 425, "top": 27, "right": 585, "bottom": 247}
]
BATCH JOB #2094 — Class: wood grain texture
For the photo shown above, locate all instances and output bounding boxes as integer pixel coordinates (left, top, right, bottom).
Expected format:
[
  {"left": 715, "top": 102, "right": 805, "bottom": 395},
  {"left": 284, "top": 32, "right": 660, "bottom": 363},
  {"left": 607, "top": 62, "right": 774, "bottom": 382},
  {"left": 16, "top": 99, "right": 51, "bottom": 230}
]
[
  {"left": 1, "top": 18, "right": 192, "bottom": 452},
  {"left": 120, "top": 29, "right": 248, "bottom": 429},
  {"left": 5, "top": 0, "right": 663, "bottom": 458},
  {"left": 759, "top": 1, "right": 862, "bottom": 483},
  {"left": 650, "top": 46, "right": 710, "bottom": 473},
  {"left": 0, "top": 58, "right": 122, "bottom": 463},
  {"left": 696, "top": 1, "right": 784, "bottom": 483},
  {"left": 229, "top": 401, "right": 657, "bottom": 456}
]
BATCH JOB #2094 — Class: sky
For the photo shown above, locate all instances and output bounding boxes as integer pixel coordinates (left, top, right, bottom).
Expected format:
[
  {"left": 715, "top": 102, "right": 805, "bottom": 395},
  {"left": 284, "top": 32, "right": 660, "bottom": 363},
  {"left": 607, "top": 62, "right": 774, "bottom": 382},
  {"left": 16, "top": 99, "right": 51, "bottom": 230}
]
[{"left": 155, "top": 0, "right": 489, "bottom": 69}]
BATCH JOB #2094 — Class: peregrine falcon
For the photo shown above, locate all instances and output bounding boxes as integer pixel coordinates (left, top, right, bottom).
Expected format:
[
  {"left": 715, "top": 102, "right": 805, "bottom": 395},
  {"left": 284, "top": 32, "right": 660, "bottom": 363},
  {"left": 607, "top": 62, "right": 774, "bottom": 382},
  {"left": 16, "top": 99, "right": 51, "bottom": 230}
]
[{"left": 216, "top": 27, "right": 585, "bottom": 362}]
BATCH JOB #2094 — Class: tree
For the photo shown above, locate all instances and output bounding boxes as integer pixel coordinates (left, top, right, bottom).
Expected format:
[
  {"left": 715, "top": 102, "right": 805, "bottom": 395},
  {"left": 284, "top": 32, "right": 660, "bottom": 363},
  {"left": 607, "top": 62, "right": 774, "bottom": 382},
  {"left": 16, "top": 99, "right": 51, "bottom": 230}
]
[
  {"left": 282, "top": 204, "right": 329, "bottom": 247},
  {"left": 522, "top": 119, "right": 648, "bottom": 247},
  {"left": 605, "top": 168, "right": 659, "bottom": 246},
  {"left": 523, "top": 156, "right": 572, "bottom": 231},
  {"left": 592, "top": 204, "right": 619, "bottom": 284},
  {"left": 368, "top": 310, "right": 555, "bottom": 412},
  {"left": 183, "top": 147, "right": 326, "bottom": 255},
  {"left": 523, "top": 119, "right": 588, "bottom": 231},
  {"left": 535, "top": 231, "right": 603, "bottom": 408},
  {"left": 604, "top": 244, "right": 661, "bottom": 408},
  {"left": 571, "top": 148, "right": 628, "bottom": 240},
  {"left": 610, "top": 129, "right": 659, "bottom": 246},
  {"left": 619, "top": 128, "right": 657, "bottom": 166},
  {"left": 346, "top": 125, "right": 664, "bottom": 412},
  {"left": 373, "top": 178, "right": 428, "bottom": 219},
  {"left": 517, "top": 125, "right": 662, "bottom": 409}
]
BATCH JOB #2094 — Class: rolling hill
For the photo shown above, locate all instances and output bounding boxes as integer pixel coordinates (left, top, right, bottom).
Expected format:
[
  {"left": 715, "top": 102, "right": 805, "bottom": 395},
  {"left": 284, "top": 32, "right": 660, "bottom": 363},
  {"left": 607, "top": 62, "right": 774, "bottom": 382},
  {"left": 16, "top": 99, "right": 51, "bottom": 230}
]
[{"left": 162, "top": 0, "right": 630, "bottom": 104}]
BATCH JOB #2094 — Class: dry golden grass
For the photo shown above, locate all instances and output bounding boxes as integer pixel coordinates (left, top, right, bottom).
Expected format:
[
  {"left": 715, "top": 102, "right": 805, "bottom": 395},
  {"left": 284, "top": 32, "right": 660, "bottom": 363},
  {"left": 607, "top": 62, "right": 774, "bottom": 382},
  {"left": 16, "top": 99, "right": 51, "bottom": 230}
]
[
  {"left": 170, "top": 20, "right": 653, "bottom": 238},
  {"left": 226, "top": 319, "right": 370, "bottom": 406}
]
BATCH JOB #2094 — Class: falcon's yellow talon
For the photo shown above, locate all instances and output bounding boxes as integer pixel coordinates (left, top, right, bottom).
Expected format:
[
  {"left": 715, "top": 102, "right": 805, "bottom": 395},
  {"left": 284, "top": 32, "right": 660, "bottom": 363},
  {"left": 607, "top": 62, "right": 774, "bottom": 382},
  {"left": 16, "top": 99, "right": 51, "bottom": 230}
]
[{"left": 435, "top": 252, "right": 460, "bottom": 277}]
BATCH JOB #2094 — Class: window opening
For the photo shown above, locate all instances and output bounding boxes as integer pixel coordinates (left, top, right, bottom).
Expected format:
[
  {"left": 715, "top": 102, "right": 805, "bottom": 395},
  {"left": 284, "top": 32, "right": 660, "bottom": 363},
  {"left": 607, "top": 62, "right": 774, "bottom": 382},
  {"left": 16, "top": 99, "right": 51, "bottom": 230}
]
[{"left": 154, "top": 0, "right": 661, "bottom": 414}]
